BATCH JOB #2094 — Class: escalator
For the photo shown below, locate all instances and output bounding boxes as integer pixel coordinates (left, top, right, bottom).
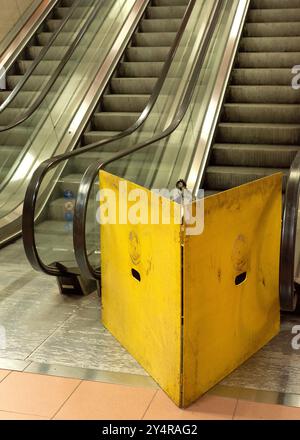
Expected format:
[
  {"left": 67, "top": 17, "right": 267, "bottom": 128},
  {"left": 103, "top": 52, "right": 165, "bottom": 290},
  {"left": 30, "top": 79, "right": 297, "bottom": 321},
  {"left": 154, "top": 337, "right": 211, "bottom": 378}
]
[
  {"left": 23, "top": 0, "right": 201, "bottom": 287},
  {"left": 203, "top": 0, "right": 300, "bottom": 195},
  {"left": 0, "top": 0, "right": 83, "bottom": 183},
  {"left": 59, "top": 0, "right": 300, "bottom": 312},
  {"left": 0, "top": 0, "right": 146, "bottom": 246},
  {"left": 2, "top": 0, "right": 80, "bottom": 93},
  {"left": 44, "top": 0, "right": 190, "bottom": 233},
  {"left": 23, "top": 0, "right": 300, "bottom": 310}
]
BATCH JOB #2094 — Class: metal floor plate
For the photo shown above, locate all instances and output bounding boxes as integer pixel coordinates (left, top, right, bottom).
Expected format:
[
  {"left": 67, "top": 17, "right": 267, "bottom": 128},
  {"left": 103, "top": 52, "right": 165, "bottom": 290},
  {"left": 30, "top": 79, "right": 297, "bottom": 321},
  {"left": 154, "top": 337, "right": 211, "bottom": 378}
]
[{"left": 1, "top": 241, "right": 300, "bottom": 406}]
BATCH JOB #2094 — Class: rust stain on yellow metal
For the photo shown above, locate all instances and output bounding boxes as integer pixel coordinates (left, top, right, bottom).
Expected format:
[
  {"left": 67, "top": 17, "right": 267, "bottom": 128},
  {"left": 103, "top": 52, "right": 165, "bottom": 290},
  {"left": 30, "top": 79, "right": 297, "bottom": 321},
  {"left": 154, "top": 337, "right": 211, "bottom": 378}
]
[
  {"left": 182, "top": 174, "right": 282, "bottom": 407},
  {"left": 100, "top": 171, "right": 182, "bottom": 405}
]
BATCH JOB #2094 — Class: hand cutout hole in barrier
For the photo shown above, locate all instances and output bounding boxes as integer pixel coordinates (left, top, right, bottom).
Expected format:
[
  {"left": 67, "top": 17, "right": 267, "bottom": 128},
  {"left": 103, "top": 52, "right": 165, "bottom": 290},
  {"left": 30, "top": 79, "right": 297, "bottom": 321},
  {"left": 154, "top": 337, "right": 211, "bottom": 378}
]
[
  {"left": 131, "top": 268, "right": 141, "bottom": 282},
  {"left": 235, "top": 272, "right": 247, "bottom": 286}
]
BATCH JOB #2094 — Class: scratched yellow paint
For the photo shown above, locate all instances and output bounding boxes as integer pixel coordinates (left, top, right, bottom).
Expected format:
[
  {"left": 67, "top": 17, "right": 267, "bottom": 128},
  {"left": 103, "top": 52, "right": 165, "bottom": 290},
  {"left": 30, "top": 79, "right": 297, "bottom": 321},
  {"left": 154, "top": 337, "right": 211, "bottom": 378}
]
[
  {"left": 100, "top": 171, "right": 182, "bottom": 405},
  {"left": 182, "top": 174, "right": 282, "bottom": 407}
]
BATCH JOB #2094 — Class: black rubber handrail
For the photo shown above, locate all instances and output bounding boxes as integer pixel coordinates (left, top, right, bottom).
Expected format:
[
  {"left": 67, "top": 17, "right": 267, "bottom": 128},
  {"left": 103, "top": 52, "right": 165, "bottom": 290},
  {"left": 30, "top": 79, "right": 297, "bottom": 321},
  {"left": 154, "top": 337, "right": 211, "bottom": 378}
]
[
  {"left": 280, "top": 152, "right": 300, "bottom": 311},
  {"left": 0, "top": 0, "right": 102, "bottom": 132},
  {"left": 23, "top": 0, "right": 196, "bottom": 276},
  {"left": 73, "top": 0, "right": 225, "bottom": 280},
  {"left": 0, "top": 0, "right": 75, "bottom": 114}
]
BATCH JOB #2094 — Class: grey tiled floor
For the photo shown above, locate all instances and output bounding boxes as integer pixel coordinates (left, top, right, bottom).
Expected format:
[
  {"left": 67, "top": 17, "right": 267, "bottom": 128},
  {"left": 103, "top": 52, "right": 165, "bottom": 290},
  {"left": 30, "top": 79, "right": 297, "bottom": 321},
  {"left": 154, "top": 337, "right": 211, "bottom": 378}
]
[
  {"left": 0, "top": 240, "right": 146, "bottom": 376},
  {"left": 1, "top": 240, "right": 300, "bottom": 394},
  {"left": 221, "top": 314, "right": 300, "bottom": 394}
]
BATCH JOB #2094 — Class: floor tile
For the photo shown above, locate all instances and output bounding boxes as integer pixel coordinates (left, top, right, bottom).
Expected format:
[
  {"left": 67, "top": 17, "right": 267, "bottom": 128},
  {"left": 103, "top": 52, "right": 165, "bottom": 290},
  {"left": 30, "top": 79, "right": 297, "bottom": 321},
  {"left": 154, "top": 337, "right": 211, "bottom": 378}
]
[
  {"left": 54, "top": 381, "right": 157, "bottom": 420},
  {"left": 234, "top": 400, "right": 300, "bottom": 420},
  {"left": 0, "top": 295, "right": 75, "bottom": 359},
  {"left": 0, "top": 370, "right": 10, "bottom": 382},
  {"left": 0, "top": 410, "right": 48, "bottom": 420},
  {"left": 222, "top": 315, "right": 300, "bottom": 394},
  {"left": 28, "top": 308, "right": 146, "bottom": 375},
  {"left": 144, "top": 391, "right": 237, "bottom": 420},
  {"left": 0, "top": 372, "right": 80, "bottom": 417}
]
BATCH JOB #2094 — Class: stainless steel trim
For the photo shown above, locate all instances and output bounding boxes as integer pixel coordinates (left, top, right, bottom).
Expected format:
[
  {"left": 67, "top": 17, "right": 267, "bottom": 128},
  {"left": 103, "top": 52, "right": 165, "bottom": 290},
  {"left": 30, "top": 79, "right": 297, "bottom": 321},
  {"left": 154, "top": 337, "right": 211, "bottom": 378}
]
[
  {"left": 0, "top": 0, "right": 58, "bottom": 72},
  {"left": 185, "top": 0, "right": 250, "bottom": 195},
  {"left": 0, "top": 358, "right": 30, "bottom": 372},
  {"left": 209, "top": 384, "right": 300, "bottom": 409},
  {"left": 25, "top": 362, "right": 158, "bottom": 389},
  {"left": 3, "top": 358, "right": 300, "bottom": 408}
]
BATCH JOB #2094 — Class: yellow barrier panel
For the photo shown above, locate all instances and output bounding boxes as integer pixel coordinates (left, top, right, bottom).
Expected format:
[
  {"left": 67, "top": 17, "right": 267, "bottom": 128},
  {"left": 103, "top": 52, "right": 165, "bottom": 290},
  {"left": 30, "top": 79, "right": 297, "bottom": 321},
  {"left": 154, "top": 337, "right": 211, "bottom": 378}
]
[
  {"left": 100, "top": 171, "right": 183, "bottom": 405},
  {"left": 182, "top": 174, "right": 281, "bottom": 407},
  {"left": 100, "top": 170, "right": 281, "bottom": 407}
]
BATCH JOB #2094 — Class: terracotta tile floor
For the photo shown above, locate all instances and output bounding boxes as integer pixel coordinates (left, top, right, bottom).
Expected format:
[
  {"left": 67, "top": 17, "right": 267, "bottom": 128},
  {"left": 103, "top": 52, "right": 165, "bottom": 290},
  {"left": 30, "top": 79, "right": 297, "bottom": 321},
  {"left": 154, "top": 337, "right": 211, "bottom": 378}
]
[{"left": 0, "top": 369, "right": 300, "bottom": 420}]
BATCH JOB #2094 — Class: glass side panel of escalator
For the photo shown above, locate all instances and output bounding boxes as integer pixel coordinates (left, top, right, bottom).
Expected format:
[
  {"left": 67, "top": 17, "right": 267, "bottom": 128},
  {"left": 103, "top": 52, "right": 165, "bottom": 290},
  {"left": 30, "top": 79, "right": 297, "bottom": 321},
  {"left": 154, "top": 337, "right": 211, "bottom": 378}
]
[
  {"left": 0, "top": 0, "right": 136, "bottom": 244},
  {"left": 31, "top": 0, "right": 233, "bottom": 272}
]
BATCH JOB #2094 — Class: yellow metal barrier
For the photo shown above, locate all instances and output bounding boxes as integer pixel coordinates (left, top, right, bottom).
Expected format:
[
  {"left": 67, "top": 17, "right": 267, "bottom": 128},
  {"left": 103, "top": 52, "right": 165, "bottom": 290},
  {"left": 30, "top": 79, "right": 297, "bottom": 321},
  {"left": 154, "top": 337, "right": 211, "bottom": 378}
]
[{"left": 100, "top": 170, "right": 281, "bottom": 407}]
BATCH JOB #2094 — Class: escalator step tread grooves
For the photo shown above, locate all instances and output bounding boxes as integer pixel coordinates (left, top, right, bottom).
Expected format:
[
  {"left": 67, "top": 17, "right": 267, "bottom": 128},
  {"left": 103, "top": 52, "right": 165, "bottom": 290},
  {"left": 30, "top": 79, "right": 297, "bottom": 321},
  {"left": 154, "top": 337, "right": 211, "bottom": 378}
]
[
  {"left": 35, "top": 0, "right": 190, "bottom": 237},
  {"left": 203, "top": 0, "right": 300, "bottom": 196}
]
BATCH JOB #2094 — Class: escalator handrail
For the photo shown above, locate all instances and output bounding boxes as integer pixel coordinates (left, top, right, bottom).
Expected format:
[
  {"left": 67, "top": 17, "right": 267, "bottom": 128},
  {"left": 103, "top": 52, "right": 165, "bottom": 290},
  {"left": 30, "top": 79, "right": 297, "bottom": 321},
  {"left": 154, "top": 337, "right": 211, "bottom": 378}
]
[
  {"left": 0, "top": 0, "right": 59, "bottom": 69},
  {"left": 280, "top": 152, "right": 300, "bottom": 311},
  {"left": 0, "top": 0, "right": 81, "bottom": 114},
  {"left": 22, "top": 0, "right": 196, "bottom": 276},
  {"left": 0, "top": 0, "right": 104, "bottom": 132},
  {"left": 73, "top": 0, "right": 225, "bottom": 280}
]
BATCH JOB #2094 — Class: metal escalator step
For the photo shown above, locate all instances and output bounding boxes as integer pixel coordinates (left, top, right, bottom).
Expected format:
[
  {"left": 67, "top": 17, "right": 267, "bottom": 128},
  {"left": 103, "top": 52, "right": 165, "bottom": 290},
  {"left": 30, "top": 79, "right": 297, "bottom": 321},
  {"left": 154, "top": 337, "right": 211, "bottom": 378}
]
[
  {"left": 133, "top": 32, "right": 176, "bottom": 47},
  {"left": 244, "top": 22, "right": 300, "bottom": 37},
  {"left": 251, "top": 0, "right": 300, "bottom": 8},
  {"left": 0, "top": 90, "right": 39, "bottom": 107},
  {"left": 222, "top": 103, "right": 300, "bottom": 124},
  {"left": 203, "top": 0, "right": 300, "bottom": 197},
  {"left": 140, "top": 18, "right": 181, "bottom": 33},
  {"left": 54, "top": 6, "right": 90, "bottom": 19},
  {"left": 82, "top": 131, "right": 121, "bottom": 145},
  {"left": 56, "top": 173, "right": 86, "bottom": 196},
  {"left": 0, "top": 145, "right": 22, "bottom": 169},
  {"left": 0, "top": 127, "right": 29, "bottom": 146},
  {"left": 240, "top": 36, "right": 300, "bottom": 52},
  {"left": 153, "top": 0, "right": 189, "bottom": 6},
  {"left": 126, "top": 46, "right": 170, "bottom": 62},
  {"left": 0, "top": 108, "right": 35, "bottom": 126},
  {"left": 228, "top": 86, "right": 300, "bottom": 104},
  {"left": 248, "top": 8, "right": 300, "bottom": 23},
  {"left": 212, "top": 144, "right": 300, "bottom": 168},
  {"left": 92, "top": 112, "right": 140, "bottom": 131},
  {"left": 146, "top": 6, "right": 186, "bottom": 19},
  {"left": 6, "top": 75, "right": 50, "bottom": 91},
  {"left": 46, "top": 18, "right": 82, "bottom": 33},
  {"left": 37, "top": 31, "right": 74, "bottom": 46},
  {"left": 110, "top": 77, "right": 157, "bottom": 94},
  {"left": 231, "top": 68, "right": 293, "bottom": 85},
  {"left": 118, "top": 61, "right": 164, "bottom": 78},
  {"left": 35, "top": 220, "right": 95, "bottom": 236},
  {"left": 48, "top": 197, "right": 88, "bottom": 221},
  {"left": 217, "top": 122, "right": 300, "bottom": 145},
  {"left": 17, "top": 60, "right": 61, "bottom": 76},
  {"left": 204, "top": 166, "right": 288, "bottom": 191},
  {"left": 102, "top": 95, "right": 150, "bottom": 112},
  {"left": 237, "top": 51, "right": 300, "bottom": 67},
  {"left": 27, "top": 45, "right": 69, "bottom": 60}
]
